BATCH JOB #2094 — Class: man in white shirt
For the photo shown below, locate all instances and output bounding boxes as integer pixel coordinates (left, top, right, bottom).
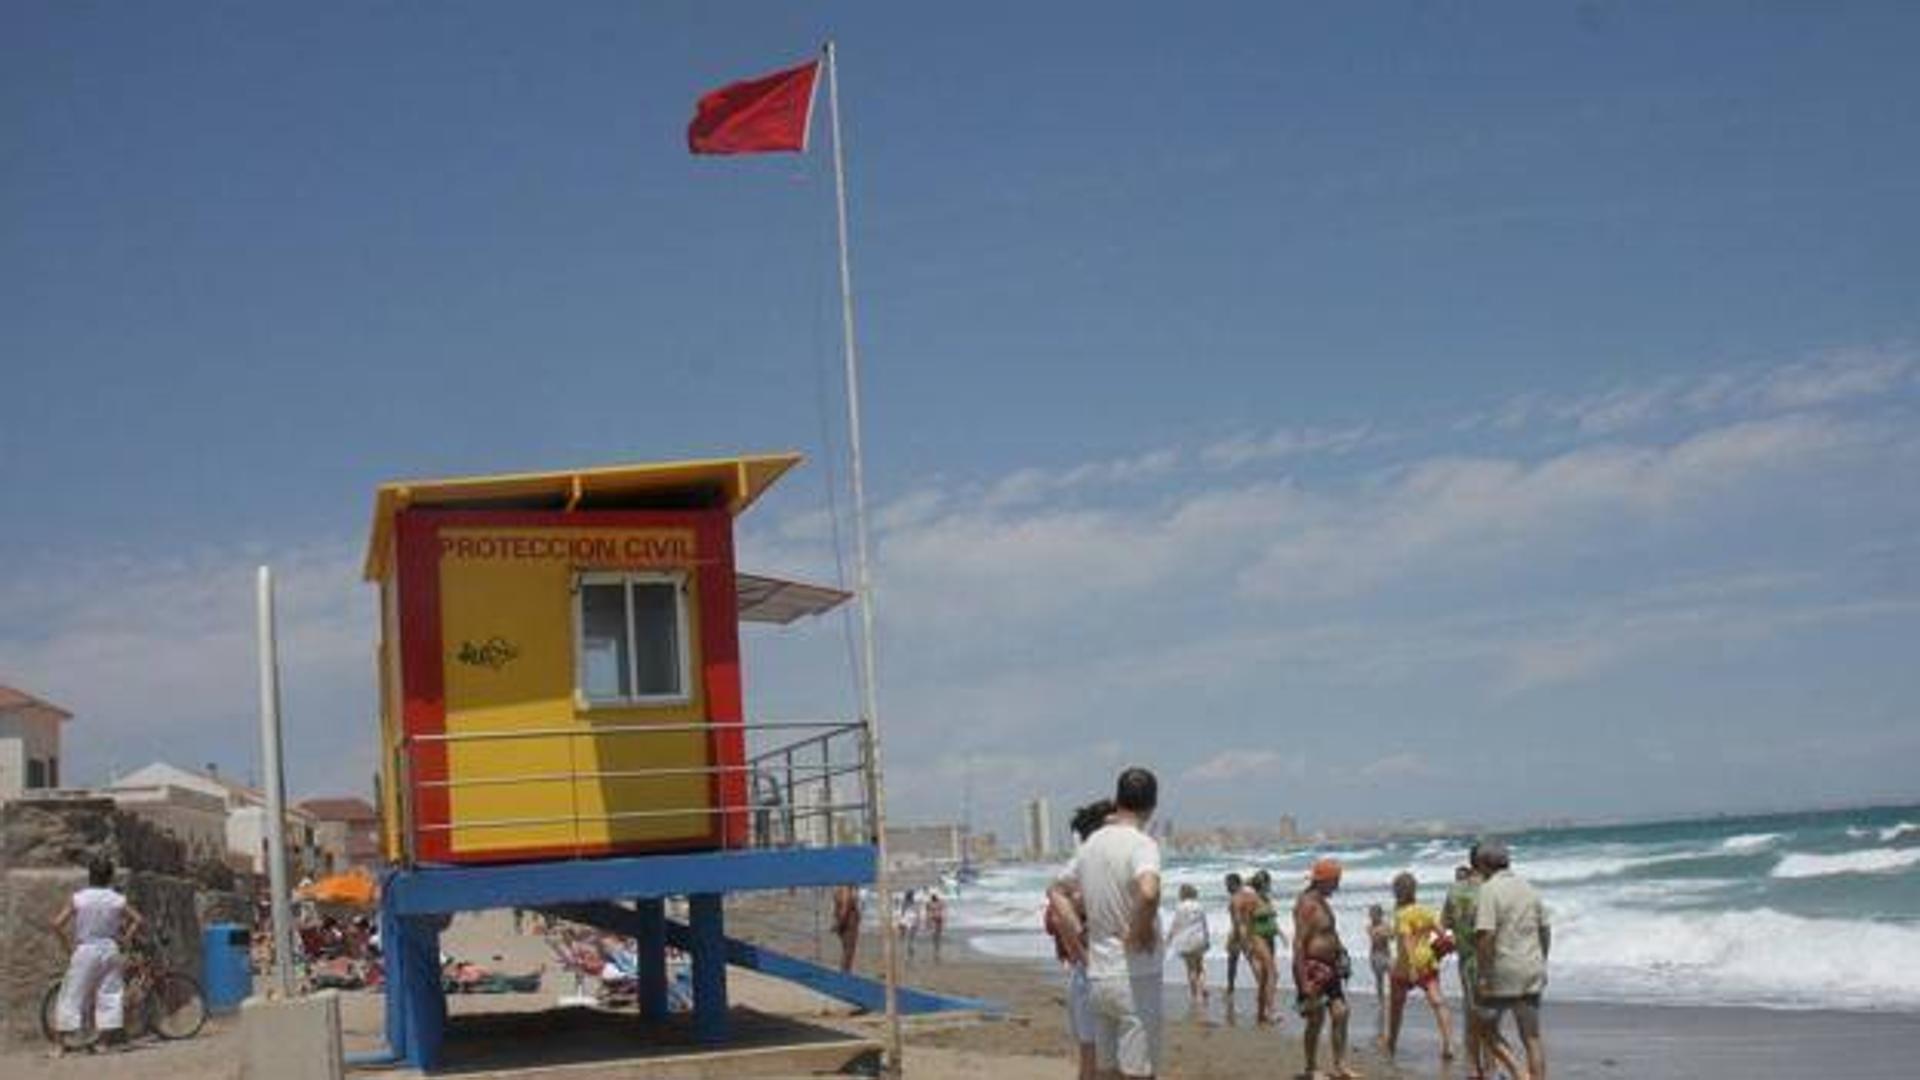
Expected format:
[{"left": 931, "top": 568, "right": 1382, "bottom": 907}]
[
  {"left": 1047, "top": 767, "right": 1164, "bottom": 1079},
  {"left": 51, "top": 855, "right": 145, "bottom": 1052},
  {"left": 1474, "top": 840, "right": 1550, "bottom": 1080}
]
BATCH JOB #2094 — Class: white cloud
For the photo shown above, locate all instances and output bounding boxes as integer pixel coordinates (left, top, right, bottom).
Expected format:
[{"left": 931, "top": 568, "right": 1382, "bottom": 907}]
[
  {"left": 1184, "top": 749, "right": 1303, "bottom": 783},
  {"left": 1478, "top": 345, "right": 1914, "bottom": 437},
  {"left": 1238, "top": 412, "right": 1873, "bottom": 600},
  {"left": 981, "top": 447, "right": 1181, "bottom": 508},
  {"left": 0, "top": 540, "right": 375, "bottom": 797},
  {"left": 1358, "top": 752, "right": 1432, "bottom": 781},
  {"left": 1760, "top": 347, "right": 1915, "bottom": 409},
  {"left": 7, "top": 344, "right": 1916, "bottom": 833},
  {"left": 1200, "top": 425, "right": 1375, "bottom": 469}
]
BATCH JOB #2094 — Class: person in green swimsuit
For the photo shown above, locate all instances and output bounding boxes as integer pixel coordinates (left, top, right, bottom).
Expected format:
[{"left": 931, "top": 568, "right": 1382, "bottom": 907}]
[{"left": 1247, "top": 870, "right": 1289, "bottom": 1025}]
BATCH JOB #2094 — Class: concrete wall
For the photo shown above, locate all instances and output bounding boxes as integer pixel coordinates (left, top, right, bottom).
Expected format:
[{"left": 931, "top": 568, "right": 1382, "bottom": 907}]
[{"left": 110, "top": 784, "right": 229, "bottom": 866}]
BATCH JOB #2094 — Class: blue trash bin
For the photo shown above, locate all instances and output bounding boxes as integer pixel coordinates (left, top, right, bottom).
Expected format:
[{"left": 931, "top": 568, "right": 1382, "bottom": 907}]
[{"left": 202, "top": 923, "right": 251, "bottom": 1013}]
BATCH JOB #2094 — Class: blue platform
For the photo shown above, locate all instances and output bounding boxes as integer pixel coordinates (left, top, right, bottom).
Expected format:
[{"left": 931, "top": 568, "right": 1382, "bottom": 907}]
[{"left": 378, "top": 845, "right": 989, "bottom": 1070}]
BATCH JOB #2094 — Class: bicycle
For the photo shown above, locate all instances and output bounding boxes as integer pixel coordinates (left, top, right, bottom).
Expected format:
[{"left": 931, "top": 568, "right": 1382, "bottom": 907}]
[{"left": 41, "top": 929, "right": 208, "bottom": 1050}]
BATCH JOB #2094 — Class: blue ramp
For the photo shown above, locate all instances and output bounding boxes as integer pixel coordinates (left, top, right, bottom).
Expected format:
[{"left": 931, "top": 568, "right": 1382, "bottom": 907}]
[{"left": 543, "top": 901, "right": 998, "bottom": 1016}]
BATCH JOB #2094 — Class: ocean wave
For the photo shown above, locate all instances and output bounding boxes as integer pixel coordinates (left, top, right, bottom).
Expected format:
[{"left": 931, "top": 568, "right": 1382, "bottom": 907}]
[
  {"left": 1550, "top": 906, "right": 1920, "bottom": 1010},
  {"left": 958, "top": 900, "right": 1920, "bottom": 1012},
  {"left": 1771, "top": 847, "right": 1920, "bottom": 879},
  {"left": 1720, "top": 832, "right": 1784, "bottom": 853},
  {"left": 1881, "top": 822, "right": 1919, "bottom": 843}
]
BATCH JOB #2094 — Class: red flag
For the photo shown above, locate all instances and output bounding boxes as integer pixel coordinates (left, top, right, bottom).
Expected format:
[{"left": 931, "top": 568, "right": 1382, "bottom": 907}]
[{"left": 688, "top": 60, "right": 821, "bottom": 155}]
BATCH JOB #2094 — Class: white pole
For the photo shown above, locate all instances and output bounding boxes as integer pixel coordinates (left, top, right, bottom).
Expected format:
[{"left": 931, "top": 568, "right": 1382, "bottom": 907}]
[
  {"left": 824, "top": 39, "right": 904, "bottom": 1076},
  {"left": 256, "top": 566, "right": 297, "bottom": 998}
]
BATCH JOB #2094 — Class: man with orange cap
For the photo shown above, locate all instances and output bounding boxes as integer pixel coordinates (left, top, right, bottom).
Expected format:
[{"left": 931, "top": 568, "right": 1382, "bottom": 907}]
[{"left": 1294, "top": 857, "right": 1359, "bottom": 1078}]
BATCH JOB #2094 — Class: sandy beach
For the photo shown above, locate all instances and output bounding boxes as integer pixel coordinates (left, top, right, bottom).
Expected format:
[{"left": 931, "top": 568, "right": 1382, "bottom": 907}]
[{"left": 4, "top": 897, "right": 1919, "bottom": 1078}]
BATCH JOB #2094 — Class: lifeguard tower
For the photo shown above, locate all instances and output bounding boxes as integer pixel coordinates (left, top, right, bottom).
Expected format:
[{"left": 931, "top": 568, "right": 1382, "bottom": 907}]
[{"left": 364, "top": 454, "right": 965, "bottom": 1069}]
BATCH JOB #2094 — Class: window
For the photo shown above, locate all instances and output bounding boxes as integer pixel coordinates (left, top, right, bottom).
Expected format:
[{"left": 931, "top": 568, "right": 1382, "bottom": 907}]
[
  {"left": 575, "top": 571, "right": 691, "bottom": 705},
  {"left": 26, "top": 758, "right": 47, "bottom": 789}
]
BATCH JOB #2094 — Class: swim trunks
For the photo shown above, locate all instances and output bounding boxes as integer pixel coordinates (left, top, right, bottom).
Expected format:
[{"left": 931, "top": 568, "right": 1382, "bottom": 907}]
[{"left": 1295, "top": 957, "right": 1347, "bottom": 1014}]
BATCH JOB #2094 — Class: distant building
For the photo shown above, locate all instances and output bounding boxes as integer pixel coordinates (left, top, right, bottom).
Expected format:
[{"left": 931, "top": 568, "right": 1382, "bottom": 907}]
[
  {"left": 1024, "top": 796, "right": 1053, "bottom": 861},
  {"left": 885, "top": 823, "right": 964, "bottom": 872},
  {"left": 110, "top": 761, "right": 320, "bottom": 876},
  {"left": 299, "top": 796, "right": 383, "bottom": 874},
  {"left": 1277, "top": 814, "right": 1301, "bottom": 844},
  {"left": 965, "top": 830, "right": 999, "bottom": 866},
  {"left": 0, "top": 684, "right": 71, "bottom": 799},
  {"left": 106, "top": 782, "right": 229, "bottom": 865}
]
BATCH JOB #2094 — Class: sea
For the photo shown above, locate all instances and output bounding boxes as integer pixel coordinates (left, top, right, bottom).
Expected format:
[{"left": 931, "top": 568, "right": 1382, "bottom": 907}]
[{"left": 947, "top": 804, "right": 1920, "bottom": 1013}]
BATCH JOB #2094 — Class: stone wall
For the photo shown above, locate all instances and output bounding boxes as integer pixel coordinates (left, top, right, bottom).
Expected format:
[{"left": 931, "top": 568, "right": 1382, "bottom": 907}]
[{"left": 0, "top": 797, "right": 247, "bottom": 1048}]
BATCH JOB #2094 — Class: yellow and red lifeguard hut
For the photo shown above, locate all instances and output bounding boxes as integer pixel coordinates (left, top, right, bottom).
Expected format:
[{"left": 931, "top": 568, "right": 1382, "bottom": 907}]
[
  {"left": 364, "top": 454, "right": 821, "bottom": 864},
  {"left": 360, "top": 454, "right": 972, "bottom": 1068}
]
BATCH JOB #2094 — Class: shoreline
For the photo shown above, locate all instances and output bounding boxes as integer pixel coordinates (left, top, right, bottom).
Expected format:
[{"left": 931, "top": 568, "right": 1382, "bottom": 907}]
[{"left": 729, "top": 893, "right": 1920, "bottom": 1079}]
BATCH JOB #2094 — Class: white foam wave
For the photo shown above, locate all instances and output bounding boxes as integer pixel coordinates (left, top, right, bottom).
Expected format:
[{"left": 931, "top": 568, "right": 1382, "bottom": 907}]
[
  {"left": 1549, "top": 906, "right": 1920, "bottom": 1010},
  {"left": 1720, "top": 832, "right": 1784, "bottom": 853},
  {"left": 1847, "top": 826, "right": 1874, "bottom": 839},
  {"left": 1772, "top": 847, "right": 1920, "bottom": 879},
  {"left": 1881, "top": 822, "right": 1920, "bottom": 843}
]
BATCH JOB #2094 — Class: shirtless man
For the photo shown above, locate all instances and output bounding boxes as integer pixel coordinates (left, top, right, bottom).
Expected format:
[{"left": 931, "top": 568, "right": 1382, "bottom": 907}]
[
  {"left": 1223, "top": 873, "right": 1246, "bottom": 1001},
  {"left": 1293, "top": 857, "right": 1359, "bottom": 1079},
  {"left": 831, "top": 885, "right": 860, "bottom": 973}
]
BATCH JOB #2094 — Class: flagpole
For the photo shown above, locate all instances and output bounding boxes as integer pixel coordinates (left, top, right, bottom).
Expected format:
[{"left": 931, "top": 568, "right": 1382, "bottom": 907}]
[{"left": 824, "top": 39, "right": 904, "bottom": 1076}]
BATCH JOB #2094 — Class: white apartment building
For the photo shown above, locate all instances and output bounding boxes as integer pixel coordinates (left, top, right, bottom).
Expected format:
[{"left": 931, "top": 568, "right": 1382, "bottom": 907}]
[
  {"left": 1024, "top": 796, "right": 1053, "bottom": 861},
  {"left": 0, "top": 684, "right": 70, "bottom": 799},
  {"left": 111, "top": 761, "right": 320, "bottom": 876}
]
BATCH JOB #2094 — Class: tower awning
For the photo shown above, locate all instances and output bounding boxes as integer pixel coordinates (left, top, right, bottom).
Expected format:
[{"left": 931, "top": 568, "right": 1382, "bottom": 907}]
[{"left": 735, "top": 573, "right": 853, "bottom": 625}]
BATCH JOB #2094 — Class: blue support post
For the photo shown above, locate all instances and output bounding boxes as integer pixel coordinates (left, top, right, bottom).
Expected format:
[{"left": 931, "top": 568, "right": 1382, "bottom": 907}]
[
  {"left": 397, "top": 914, "right": 449, "bottom": 1070},
  {"left": 378, "top": 890, "right": 408, "bottom": 1063},
  {"left": 689, "top": 893, "right": 727, "bottom": 1043},
  {"left": 637, "top": 897, "right": 669, "bottom": 1020}
]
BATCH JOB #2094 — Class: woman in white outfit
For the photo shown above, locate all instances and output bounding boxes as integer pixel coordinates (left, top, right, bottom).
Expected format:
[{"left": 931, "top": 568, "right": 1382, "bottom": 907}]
[
  {"left": 1167, "top": 882, "right": 1211, "bottom": 1008},
  {"left": 51, "top": 856, "right": 145, "bottom": 1053}
]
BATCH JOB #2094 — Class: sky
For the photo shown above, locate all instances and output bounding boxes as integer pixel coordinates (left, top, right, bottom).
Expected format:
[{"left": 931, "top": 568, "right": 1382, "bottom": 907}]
[{"left": 4, "top": 3, "right": 1918, "bottom": 842}]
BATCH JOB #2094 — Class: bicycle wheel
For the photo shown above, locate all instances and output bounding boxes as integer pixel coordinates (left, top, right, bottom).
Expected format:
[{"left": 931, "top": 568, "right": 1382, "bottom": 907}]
[
  {"left": 40, "top": 978, "right": 100, "bottom": 1050},
  {"left": 146, "top": 973, "right": 207, "bottom": 1040}
]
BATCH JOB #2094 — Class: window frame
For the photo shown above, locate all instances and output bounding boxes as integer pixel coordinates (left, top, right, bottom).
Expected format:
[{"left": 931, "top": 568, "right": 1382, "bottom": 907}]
[{"left": 572, "top": 569, "right": 694, "bottom": 709}]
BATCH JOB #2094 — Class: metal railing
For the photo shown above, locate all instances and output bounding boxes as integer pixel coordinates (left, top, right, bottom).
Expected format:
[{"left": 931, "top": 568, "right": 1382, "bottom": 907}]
[{"left": 393, "top": 719, "right": 874, "bottom": 863}]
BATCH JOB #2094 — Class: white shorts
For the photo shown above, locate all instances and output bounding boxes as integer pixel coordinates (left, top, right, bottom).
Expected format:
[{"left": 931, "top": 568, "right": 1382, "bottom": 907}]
[
  {"left": 1088, "top": 972, "right": 1163, "bottom": 1078},
  {"left": 1067, "top": 965, "right": 1094, "bottom": 1045}
]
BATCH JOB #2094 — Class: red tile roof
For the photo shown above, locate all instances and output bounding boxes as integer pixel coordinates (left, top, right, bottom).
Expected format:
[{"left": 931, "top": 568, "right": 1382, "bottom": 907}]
[{"left": 0, "top": 685, "right": 73, "bottom": 721}]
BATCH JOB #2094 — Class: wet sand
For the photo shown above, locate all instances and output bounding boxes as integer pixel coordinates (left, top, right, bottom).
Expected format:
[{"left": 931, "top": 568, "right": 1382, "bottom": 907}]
[{"left": 727, "top": 891, "right": 1920, "bottom": 1079}]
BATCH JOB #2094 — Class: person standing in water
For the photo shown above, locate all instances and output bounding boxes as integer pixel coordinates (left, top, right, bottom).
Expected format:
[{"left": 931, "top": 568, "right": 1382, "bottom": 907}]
[
  {"left": 1224, "top": 872, "right": 1250, "bottom": 1006},
  {"left": 1167, "top": 883, "right": 1211, "bottom": 1009},
  {"left": 926, "top": 890, "right": 948, "bottom": 963},
  {"left": 1366, "top": 904, "right": 1393, "bottom": 1047},
  {"left": 1388, "top": 871, "right": 1454, "bottom": 1065},
  {"left": 1294, "top": 857, "right": 1359, "bottom": 1079},
  {"left": 1246, "top": 869, "right": 1285, "bottom": 1025},
  {"left": 831, "top": 885, "right": 861, "bottom": 973},
  {"left": 897, "top": 889, "right": 920, "bottom": 962},
  {"left": 1475, "top": 840, "right": 1549, "bottom": 1080}
]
